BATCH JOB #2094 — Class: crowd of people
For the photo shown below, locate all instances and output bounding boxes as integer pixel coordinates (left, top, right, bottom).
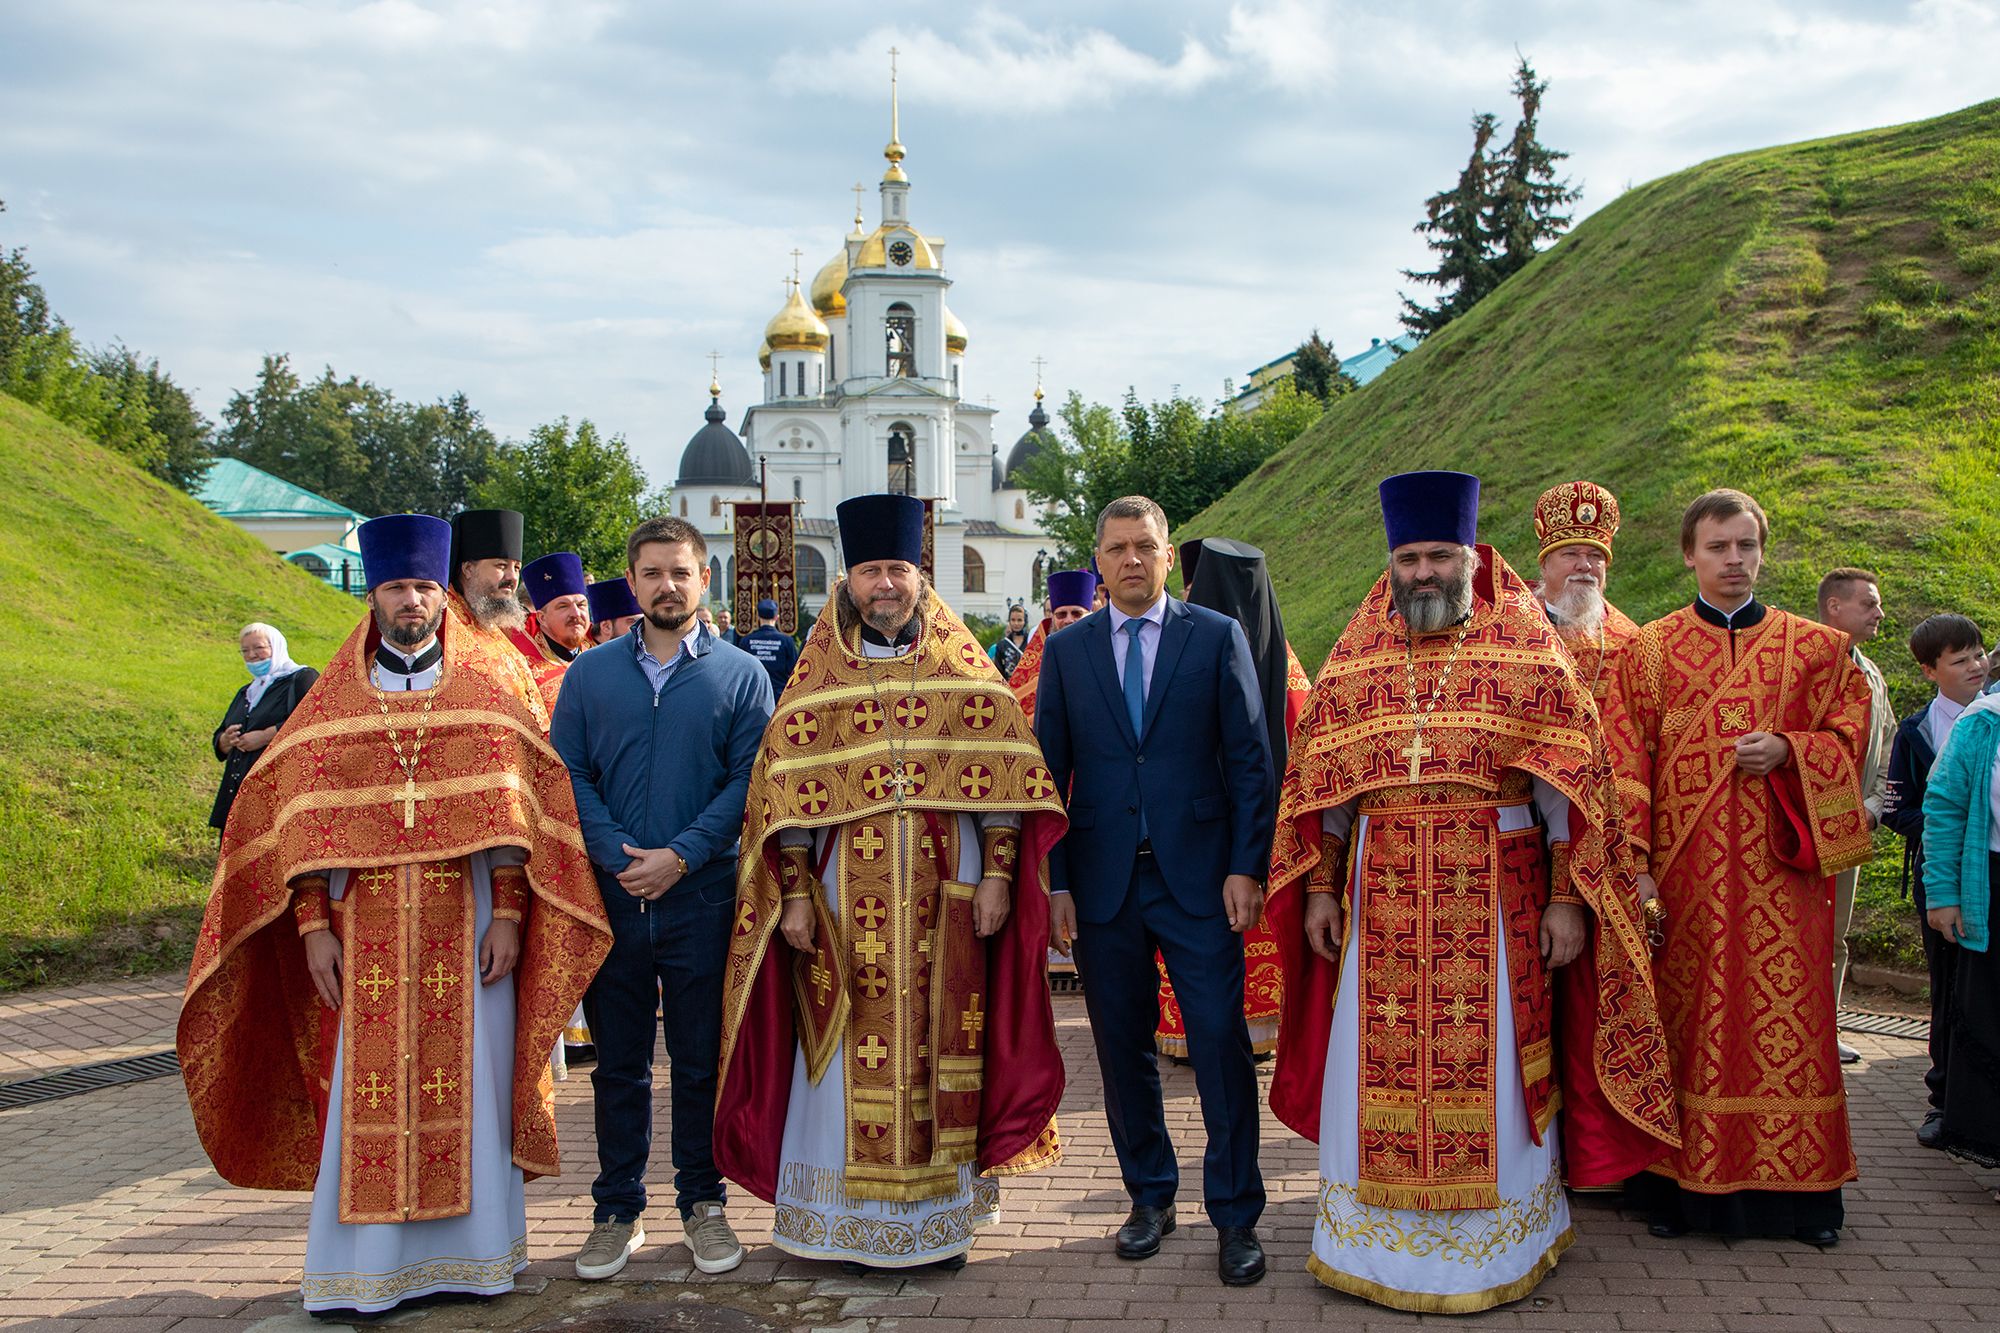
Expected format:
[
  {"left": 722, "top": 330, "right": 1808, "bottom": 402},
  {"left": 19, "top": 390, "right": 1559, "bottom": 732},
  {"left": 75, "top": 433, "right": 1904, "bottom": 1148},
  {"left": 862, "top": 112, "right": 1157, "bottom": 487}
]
[{"left": 179, "top": 476, "right": 1993, "bottom": 1319}]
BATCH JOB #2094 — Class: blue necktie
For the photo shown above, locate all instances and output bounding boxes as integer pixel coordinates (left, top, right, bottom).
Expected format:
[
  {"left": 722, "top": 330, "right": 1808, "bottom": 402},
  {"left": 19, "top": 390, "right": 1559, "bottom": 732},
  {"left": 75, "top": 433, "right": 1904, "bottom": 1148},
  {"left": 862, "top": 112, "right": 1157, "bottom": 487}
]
[
  {"left": 1122, "top": 617, "right": 1147, "bottom": 741},
  {"left": 1123, "top": 617, "right": 1148, "bottom": 840}
]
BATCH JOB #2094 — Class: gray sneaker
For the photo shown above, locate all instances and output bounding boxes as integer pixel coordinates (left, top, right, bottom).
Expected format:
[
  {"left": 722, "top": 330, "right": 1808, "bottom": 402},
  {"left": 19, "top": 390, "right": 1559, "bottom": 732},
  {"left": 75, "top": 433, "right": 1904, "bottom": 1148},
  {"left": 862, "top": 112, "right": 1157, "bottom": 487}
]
[
  {"left": 684, "top": 1200, "right": 744, "bottom": 1274},
  {"left": 575, "top": 1218, "right": 644, "bottom": 1280}
]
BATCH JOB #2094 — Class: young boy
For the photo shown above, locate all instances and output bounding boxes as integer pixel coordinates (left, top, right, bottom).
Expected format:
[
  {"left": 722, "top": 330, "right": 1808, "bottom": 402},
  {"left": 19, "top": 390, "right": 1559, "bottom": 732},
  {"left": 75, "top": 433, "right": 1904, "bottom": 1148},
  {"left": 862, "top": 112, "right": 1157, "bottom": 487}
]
[
  {"left": 1884, "top": 615, "right": 1985, "bottom": 1148},
  {"left": 1906, "top": 615, "right": 1994, "bottom": 1161}
]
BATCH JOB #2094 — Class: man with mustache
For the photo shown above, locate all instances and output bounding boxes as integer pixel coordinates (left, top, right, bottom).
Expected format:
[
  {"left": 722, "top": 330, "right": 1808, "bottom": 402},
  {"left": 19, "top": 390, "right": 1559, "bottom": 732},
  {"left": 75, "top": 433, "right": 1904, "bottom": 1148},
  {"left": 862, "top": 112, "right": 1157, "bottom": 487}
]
[
  {"left": 179, "top": 513, "right": 610, "bottom": 1319},
  {"left": 586, "top": 576, "right": 643, "bottom": 644},
  {"left": 1266, "top": 472, "right": 1677, "bottom": 1312},
  {"left": 1603, "top": 489, "right": 1873, "bottom": 1248},
  {"left": 1532, "top": 481, "right": 1639, "bottom": 709},
  {"left": 715, "top": 493, "right": 1068, "bottom": 1274},
  {"left": 551, "top": 516, "right": 774, "bottom": 1280},
  {"left": 448, "top": 508, "right": 550, "bottom": 730}
]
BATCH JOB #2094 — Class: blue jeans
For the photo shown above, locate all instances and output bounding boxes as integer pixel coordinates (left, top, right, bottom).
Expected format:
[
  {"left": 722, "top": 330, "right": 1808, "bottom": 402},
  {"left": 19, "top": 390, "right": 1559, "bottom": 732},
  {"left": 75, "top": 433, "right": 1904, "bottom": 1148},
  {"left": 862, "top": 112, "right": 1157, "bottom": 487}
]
[{"left": 583, "top": 864, "right": 735, "bottom": 1222}]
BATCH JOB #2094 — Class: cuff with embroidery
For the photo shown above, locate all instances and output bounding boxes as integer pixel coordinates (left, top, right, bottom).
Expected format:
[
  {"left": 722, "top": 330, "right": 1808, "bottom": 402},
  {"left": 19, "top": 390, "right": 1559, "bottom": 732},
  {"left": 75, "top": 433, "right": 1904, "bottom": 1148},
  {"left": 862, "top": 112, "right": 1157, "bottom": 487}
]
[
  {"left": 1547, "top": 842, "right": 1584, "bottom": 906},
  {"left": 491, "top": 865, "right": 530, "bottom": 922},
  {"left": 981, "top": 826, "right": 1021, "bottom": 883},
  {"left": 1306, "top": 840, "right": 1347, "bottom": 895},
  {"left": 291, "top": 875, "right": 332, "bottom": 936},
  {"left": 779, "top": 845, "right": 815, "bottom": 902}
]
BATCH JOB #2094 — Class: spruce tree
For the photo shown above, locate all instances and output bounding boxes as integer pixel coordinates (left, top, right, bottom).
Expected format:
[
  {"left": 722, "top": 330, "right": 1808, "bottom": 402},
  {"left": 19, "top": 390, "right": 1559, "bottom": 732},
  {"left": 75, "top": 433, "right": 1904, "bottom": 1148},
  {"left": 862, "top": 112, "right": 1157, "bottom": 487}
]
[
  {"left": 1399, "top": 113, "right": 1501, "bottom": 338},
  {"left": 1290, "top": 330, "right": 1358, "bottom": 402},
  {"left": 1488, "top": 57, "right": 1581, "bottom": 282}
]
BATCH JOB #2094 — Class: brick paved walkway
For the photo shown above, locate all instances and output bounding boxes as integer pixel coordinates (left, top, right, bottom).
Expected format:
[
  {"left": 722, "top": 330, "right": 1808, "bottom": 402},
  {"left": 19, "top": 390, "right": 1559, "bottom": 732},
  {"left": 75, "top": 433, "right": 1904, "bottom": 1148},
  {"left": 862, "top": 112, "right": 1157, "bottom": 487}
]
[{"left": 1, "top": 978, "right": 1995, "bottom": 1331}]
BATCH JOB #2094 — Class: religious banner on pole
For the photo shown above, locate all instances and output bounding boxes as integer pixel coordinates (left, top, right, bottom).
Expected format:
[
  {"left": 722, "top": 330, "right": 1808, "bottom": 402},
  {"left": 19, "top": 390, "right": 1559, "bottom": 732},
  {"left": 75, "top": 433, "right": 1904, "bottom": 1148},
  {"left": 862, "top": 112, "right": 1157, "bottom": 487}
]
[
  {"left": 731, "top": 501, "right": 798, "bottom": 634},
  {"left": 919, "top": 498, "right": 937, "bottom": 585}
]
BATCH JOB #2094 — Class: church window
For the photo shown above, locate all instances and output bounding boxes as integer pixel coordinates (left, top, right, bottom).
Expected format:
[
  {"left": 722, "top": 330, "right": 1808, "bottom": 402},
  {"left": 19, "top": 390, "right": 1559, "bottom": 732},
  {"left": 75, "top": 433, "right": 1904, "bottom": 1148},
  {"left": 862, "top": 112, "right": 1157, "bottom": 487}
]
[
  {"left": 963, "top": 546, "right": 986, "bottom": 594},
  {"left": 1015, "top": 498, "right": 1025, "bottom": 520},
  {"left": 828, "top": 339, "right": 835, "bottom": 380},
  {"left": 711, "top": 494, "right": 721, "bottom": 517},
  {"left": 951, "top": 365, "right": 959, "bottom": 393},
  {"left": 679, "top": 495, "right": 688, "bottom": 517},
  {"left": 885, "top": 303, "right": 916, "bottom": 378},
  {"left": 798, "top": 544, "right": 828, "bottom": 596},
  {"left": 780, "top": 362, "right": 790, "bottom": 397},
  {"left": 887, "top": 421, "right": 916, "bottom": 495},
  {"left": 792, "top": 476, "right": 802, "bottom": 501},
  {"left": 710, "top": 556, "right": 723, "bottom": 592},
  {"left": 816, "top": 363, "right": 823, "bottom": 394}
]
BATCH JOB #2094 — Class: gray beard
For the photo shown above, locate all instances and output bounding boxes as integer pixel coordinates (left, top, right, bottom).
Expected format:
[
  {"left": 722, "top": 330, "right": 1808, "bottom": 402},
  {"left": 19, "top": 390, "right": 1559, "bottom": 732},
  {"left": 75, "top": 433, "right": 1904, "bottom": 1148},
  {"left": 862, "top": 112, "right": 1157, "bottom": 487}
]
[
  {"left": 1392, "top": 575, "right": 1474, "bottom": 636},
  {"left": 471, "top": 591, "right": 526, "bottom": 632},
  {"left": 1547, "top": 579, "right": 1607, "bottom": 638}
]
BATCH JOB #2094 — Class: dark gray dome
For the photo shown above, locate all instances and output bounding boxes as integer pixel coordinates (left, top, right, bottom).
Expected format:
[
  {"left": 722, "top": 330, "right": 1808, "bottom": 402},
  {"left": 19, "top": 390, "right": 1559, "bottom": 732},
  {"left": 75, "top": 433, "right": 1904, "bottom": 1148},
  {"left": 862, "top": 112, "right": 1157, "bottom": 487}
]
[
  {"left": 1002, "top": 396, "right": 1053, "bottom": 487},
  {"left": 677, "top": 397, "right": 754, "bottom": 487}
]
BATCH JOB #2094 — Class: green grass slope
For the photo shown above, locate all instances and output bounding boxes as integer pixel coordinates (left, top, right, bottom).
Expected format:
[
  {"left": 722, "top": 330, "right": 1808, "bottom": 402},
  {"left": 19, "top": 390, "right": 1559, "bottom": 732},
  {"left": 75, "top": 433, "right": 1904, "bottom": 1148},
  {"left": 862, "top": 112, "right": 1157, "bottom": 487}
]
[
  {"left": 1189, "top": 99, "right": 2000, "bottom": 971},
  {"left": 0, "top": 395, "right": 364, "bottom": 989}
]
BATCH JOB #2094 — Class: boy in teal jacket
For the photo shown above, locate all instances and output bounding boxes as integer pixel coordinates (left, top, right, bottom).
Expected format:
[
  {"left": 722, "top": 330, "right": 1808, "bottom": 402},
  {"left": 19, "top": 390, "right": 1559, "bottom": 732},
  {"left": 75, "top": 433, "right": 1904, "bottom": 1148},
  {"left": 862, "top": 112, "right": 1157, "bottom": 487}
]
[{"left": 1923, "top": 691, "right": 2000, "bottom": 1170}]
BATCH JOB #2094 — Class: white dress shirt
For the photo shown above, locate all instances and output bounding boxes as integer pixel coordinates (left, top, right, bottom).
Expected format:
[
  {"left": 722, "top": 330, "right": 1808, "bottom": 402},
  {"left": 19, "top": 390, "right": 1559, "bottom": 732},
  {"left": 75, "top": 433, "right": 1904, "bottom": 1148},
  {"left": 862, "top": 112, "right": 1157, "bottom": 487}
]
[{"left": 1108, "top": 592, "right": 1169, "bottom": 704}]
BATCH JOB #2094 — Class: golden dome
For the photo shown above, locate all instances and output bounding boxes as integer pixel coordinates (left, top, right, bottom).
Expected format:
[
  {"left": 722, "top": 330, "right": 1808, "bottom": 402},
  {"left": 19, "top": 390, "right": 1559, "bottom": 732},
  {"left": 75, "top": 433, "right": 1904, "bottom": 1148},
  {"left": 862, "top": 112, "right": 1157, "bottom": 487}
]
[
  {"left": 855, "top": 224, "right": 939, "bottom": 271},
  {"left": 763, "top": 283, "right": 829, "bottom": 351},
  {"left": 944, "top": 305, "right": 968, "bottom": 354},
  {"left": 810, "top": 250, "right": 848, "bottom": 319},
  {"left": 756, "top": 338, "right": 771, "bottom": 371}
]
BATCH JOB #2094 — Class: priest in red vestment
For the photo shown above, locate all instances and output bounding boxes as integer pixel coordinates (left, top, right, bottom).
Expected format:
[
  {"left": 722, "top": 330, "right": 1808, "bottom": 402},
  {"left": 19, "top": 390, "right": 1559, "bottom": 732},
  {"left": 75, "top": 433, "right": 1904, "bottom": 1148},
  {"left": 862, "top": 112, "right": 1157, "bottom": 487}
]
[
  {"left": 520, "top": 550, "right": 593, "bottom": 682},
  {"left": 1603, "top": 488, "right": 1873, "bottom": 1247},
  {"left": 1006, "top": 568, "right": 1098, "bottom": 726},
  {"left": 1267, "top": 472, "right": 1677, "bottom": 1313},
  {"left": 1527, "top": 481, "right": 1666, "bottom": 1189},
  {"left": 446, "top": 508, "right": 550, "bottom": 729},
  {"left": 714, "top": 494, "right": 1067, "bottom": 1272},
  {"left": 177, "top": 513, "right": 611, "bottom": 1317}
]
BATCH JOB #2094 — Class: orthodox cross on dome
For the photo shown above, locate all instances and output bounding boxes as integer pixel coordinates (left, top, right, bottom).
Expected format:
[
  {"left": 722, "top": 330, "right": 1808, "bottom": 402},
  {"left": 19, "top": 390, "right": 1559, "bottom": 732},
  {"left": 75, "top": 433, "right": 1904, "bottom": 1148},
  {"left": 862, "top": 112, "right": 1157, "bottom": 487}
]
[
  {"left": 852, "top": 182, "right": 866, "bottom": 228},
  {"left": 706, "top": 350, "right": 722, "bottom": 397},
  {"left": 1031, "top": 355, "right": 1047, "bottom": 398},
  {"left": 790, "top": 248, "right": 803, "bottom": 285}
]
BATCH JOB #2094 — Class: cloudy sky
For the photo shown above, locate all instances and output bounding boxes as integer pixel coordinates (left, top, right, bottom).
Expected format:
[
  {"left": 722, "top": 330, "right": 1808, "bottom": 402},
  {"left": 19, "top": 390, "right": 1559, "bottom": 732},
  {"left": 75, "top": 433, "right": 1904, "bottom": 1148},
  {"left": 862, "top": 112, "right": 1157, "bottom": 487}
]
[{"left": 3, "top": 1, "right": 1996, "bottom": 484}]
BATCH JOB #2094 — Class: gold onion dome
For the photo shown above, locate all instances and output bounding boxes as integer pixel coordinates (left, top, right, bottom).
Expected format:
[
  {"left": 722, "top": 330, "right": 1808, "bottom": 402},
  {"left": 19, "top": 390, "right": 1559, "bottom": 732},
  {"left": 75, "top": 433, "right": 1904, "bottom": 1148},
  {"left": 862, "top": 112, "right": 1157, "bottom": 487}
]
[
  {"left": 764, "top": 282, "right": 829, "bottom": 351},
  {"left": 810, "top": 249, "right": 848, "bottom": 318},
  {"left": 756, "top": 338, "right": 771, "bottom": 371},
  {"left": 944, "top": 305, "right": 968, "bottom": 354}
]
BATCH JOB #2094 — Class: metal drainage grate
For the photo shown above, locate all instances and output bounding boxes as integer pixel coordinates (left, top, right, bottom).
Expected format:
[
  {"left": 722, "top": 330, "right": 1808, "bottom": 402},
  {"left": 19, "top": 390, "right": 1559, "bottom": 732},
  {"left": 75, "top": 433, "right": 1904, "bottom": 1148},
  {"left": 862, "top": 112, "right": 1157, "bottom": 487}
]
[
  {"left": 0, "top": 1049, "right": 181, "bottom": 1111},
  {"left": 1838, "top": 1009, "right": 1930, "bottom": 1042}
]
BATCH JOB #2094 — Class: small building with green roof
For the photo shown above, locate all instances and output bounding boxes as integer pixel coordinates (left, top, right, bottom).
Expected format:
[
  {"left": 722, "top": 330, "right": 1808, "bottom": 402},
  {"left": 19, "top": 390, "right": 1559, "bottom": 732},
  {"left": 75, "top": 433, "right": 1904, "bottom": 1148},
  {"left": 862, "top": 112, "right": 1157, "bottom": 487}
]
[{"left": 193, "top": 458, "right": 366, "bottom": 557}]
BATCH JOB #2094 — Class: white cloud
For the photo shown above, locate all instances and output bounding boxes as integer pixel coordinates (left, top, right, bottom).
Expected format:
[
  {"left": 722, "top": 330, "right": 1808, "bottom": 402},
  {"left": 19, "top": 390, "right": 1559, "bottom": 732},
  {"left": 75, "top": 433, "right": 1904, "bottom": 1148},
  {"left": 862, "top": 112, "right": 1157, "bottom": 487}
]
[{"left": 778, "top": 12, "right": 1225, "bottom": 116}]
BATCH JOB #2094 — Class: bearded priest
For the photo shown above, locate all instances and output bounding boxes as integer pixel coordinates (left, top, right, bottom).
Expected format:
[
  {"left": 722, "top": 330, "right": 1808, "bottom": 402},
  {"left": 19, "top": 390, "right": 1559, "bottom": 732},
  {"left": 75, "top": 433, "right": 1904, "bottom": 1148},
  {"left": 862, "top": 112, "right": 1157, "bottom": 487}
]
[
  {"left": 447, "top": 508, "right": 549, "bottom": 729},
  {"left": 177, "top": 513, "right": 611, "bottom": 1319},
  {"left": 1006, "top": 568, "right": 1099, "bottom": 723},
  {"left": 1603, "top": 488, "right": 1873, "bottom": 1247},
  {"left": 1267, "top": 472, "right": 1677, "bottom": 1313},
  {"left": 713, "top": 493, "right": 1069, "bottom": 1273}
]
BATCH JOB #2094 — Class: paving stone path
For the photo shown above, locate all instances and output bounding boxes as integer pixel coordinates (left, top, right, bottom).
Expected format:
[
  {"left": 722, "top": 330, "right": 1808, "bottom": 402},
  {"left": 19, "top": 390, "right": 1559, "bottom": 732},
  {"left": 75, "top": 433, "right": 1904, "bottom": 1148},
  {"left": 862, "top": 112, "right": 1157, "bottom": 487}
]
[{"left": 1, "top": 976, "right": 1994, "bottom": 1332}]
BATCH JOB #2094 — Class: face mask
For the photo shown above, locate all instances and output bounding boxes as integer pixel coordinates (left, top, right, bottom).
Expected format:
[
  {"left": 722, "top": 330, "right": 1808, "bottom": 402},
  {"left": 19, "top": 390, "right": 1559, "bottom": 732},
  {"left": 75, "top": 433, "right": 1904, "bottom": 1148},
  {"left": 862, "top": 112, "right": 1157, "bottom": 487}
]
[{"left": 247, "top": 658, "right": 274, "bottom": 678}]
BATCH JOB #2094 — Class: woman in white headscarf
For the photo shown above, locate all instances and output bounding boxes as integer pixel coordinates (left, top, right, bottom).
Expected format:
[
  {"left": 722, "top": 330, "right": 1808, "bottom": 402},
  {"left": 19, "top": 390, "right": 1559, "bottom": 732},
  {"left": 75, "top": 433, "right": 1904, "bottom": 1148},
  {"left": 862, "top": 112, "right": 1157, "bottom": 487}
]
[{"left": 209, "top": 623, "right": 318, "bottom": 832}]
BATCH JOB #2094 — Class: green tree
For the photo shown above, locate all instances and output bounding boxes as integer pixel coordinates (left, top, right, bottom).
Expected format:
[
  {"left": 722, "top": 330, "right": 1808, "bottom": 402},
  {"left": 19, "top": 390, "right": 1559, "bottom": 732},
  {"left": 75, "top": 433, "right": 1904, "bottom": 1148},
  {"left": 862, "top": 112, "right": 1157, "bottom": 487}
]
[
  {"left": 472, "top": 417, "right": 660, "bottom": 576},
  {"left": 1017, "top": 385, "right": 1322, "bottom": 568},
  {"left": 1290, "top": 330, "right": 1358, "bottom": 403},
  {"left": 216, "top": 355, "right": 373, "bottom": 507},
  {"left": 1401, "top": 112, "right": 1502, "bottom": 338},
  {"left": 1488, "top": 57, "right": 1581, "bottom": 281},
  {"left": 89, "top": 345, "right": 213, "bottom": 490}
]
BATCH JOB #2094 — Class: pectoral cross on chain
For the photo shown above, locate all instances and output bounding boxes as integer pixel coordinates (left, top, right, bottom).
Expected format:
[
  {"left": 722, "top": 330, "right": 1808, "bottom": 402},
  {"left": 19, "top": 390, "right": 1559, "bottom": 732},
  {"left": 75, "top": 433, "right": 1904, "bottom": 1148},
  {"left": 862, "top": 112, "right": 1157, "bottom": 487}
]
[
  {"left": 395, "top": 777, "right": 424, "bottom": 829},
  {"left": 1400, "top": 733, "right": 1433, "bottom": 783},
  {"left": 886, "top": 761, "right": 914, "bottom": 804}
]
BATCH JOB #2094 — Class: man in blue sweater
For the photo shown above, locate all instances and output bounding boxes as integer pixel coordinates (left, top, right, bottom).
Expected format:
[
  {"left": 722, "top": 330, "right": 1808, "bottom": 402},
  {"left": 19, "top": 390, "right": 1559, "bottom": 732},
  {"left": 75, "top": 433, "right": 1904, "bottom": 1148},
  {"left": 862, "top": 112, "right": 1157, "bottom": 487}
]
[{"left": 550, "top": 516, "right": 775, "bottom": 1281}]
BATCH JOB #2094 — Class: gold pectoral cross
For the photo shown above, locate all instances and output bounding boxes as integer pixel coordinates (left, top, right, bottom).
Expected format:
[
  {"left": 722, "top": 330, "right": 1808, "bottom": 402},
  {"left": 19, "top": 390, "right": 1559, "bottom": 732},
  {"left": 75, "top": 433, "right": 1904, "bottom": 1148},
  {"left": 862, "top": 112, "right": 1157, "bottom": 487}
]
[
  {"left": 886, "top": 761, "right": 913, "bottom": 803},
  {"left": 1400, "top": 732, "right": 1433, "bottom": 782},
  {"left": 395, "top": 777, "right": 424, "bottom": 830}
]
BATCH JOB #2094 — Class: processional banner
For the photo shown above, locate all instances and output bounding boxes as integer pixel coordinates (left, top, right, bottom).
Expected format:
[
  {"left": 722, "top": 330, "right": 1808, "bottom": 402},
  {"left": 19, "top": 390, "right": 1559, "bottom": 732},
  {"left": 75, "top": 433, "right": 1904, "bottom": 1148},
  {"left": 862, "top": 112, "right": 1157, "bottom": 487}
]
[{"left": 732, "top": 501, "right": 798, "bottom": 634}]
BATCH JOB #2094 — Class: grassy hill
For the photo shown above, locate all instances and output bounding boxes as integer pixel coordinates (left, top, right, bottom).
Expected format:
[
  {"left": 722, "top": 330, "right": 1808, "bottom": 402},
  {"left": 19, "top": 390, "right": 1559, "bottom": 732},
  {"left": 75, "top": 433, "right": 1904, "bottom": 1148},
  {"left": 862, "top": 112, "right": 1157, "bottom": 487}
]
[
  {"left": 0, "top": 395, "right": 363, "bottom": 989},
  {"left": 1188, "top": 99, "right": 2000, "bottom": 971}
]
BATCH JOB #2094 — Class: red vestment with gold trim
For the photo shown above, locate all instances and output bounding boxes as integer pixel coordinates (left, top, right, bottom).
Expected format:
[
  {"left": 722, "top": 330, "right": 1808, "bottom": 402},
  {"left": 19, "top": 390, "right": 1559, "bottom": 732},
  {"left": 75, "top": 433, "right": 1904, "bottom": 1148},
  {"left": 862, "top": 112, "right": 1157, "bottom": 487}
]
[
  {"left": 1602, "top": 604, "right": 1872, "bottom": 1197},
  {"left": 715, "top": 585, "right": 1068, "bottom": 1208},
  {"left": 177, "top": 608, "right": 610, "bottom": 1224}
]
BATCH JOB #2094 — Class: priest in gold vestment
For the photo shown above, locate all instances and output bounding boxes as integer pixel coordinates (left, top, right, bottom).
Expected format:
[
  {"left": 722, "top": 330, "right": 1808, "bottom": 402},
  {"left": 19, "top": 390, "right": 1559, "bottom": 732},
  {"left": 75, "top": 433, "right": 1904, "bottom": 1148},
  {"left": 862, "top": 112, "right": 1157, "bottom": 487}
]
[
  {"left": 178, "top": 514, "right": 610, "bottom": 1316},
  {"left": 1603, "top": 489, "right": 1873, "bottom": 1246},
  {"left": 1268, "top": 472, "right": 1677, "bottom": 1313},
  {"left": 714, "top": 495, "right": 1067, "bottom": 1272}
]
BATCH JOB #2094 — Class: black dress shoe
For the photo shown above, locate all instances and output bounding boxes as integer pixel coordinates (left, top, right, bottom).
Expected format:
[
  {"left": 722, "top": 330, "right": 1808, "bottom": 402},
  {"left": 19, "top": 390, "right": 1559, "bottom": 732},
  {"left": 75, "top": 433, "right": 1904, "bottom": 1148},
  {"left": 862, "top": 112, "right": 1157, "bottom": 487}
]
[
  {"left": 1217, "top": 1226, "right": 1266, "bottom": 1286},
  {"left": 1646, "top": 1220, "right": 1688, "bottom": 1239},
  {"left": 1795, "top": 1226, "right": 1839, "bottom": 1249},
  {"left": 927, "top": 1252, "right": 968, "bottom": 1273},
  {"left": 1115, "top": 1204, "right": 1176, "bottom": 1259},
  {"left": 1919, "top": 1110, "right": 1947, "bottom": 1150}
]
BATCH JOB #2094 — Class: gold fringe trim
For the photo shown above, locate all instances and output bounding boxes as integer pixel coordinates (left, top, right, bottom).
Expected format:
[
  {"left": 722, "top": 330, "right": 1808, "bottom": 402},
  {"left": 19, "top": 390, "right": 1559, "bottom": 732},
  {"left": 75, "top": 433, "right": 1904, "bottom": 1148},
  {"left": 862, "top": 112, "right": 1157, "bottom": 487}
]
[
  {"left": 1357, "top": 1180, "right": 1503, "bottom": 1212},
  {"left": 1361, "top": 1104, "right": 1419, "bottom": 1133},
  {"left": 1306, "top": 1226, "right": 1574, "bottom": 1314}
]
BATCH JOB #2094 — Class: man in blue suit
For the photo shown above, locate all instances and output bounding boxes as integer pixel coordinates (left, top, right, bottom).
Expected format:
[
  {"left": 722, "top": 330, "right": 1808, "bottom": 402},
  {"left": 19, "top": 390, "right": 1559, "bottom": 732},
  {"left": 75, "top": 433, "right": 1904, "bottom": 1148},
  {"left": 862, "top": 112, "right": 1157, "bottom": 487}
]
[{"left": 1033, "top": 495, "right": 1277, "bottom": 1286}]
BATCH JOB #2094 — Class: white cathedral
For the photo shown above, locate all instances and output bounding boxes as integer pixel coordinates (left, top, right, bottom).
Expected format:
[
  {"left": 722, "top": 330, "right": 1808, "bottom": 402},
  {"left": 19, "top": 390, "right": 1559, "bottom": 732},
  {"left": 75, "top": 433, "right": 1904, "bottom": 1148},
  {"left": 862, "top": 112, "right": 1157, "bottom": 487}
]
[{"left": 670, "top": 83, "right": 1056, "bottom": 624}]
